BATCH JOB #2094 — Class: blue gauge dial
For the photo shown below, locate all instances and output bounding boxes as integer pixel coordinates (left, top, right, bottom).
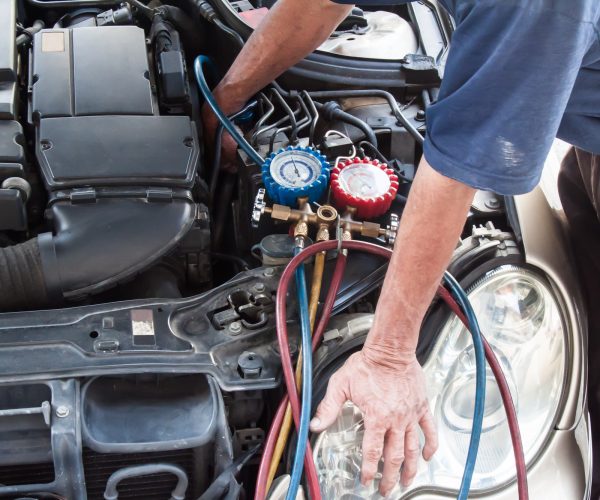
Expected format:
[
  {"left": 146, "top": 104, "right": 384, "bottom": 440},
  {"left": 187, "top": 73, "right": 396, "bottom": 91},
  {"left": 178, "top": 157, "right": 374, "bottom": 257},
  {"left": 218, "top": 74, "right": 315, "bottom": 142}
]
[{"left": 261, "top": 146, "right": 330, "bottom": 207}]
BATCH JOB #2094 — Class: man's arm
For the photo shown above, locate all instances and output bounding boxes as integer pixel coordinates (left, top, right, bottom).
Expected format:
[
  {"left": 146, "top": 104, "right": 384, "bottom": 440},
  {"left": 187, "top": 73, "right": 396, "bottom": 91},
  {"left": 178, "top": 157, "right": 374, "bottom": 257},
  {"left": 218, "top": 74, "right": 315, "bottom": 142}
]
[{"left": 210, "top": 0, "right": 352, "bottom": 115}]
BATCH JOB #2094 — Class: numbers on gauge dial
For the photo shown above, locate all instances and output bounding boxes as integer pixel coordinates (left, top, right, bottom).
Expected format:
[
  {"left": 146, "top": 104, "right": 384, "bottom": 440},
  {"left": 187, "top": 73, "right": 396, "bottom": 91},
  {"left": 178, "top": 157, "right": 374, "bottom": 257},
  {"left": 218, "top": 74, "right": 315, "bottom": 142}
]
[
  {"left": 338, "top": 163, "right": 391, "bottom": 198},
  {"left": 269, "top": 150, "right": 322, "bottom": 189}
]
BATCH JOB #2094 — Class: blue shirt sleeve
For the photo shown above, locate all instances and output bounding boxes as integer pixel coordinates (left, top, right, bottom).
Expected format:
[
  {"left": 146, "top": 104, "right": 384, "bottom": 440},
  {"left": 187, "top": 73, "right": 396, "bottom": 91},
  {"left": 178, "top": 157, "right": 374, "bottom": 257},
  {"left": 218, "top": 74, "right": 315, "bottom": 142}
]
[{"left": 424, "top": 0, "right": 596, "bottom": 195}]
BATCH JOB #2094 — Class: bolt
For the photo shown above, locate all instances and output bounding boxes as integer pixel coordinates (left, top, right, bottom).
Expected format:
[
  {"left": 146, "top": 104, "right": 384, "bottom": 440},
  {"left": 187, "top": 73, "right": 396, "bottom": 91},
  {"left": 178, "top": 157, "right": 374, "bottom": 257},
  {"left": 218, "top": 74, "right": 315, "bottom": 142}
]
[
  {"left": 264, "top": 268, "right": 275, "bottom": 277},
  {"left": 254, "top": 283, "right": 265, "bottom": 293},
  {"left": 55, "top": 406, "right": 70, "bottom": 418},
  {"left": 415, "top": 110, "right": 426, "bottom": 122},
  {"left": 229, "top": 321, "right": 242, "bottom": 334}
]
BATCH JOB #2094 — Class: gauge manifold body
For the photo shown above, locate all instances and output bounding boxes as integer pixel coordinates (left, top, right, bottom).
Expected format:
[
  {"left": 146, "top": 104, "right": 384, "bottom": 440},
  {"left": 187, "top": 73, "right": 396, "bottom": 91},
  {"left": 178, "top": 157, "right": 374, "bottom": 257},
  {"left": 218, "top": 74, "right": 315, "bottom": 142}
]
[
  {"left": 331, "top": 157, "right": 399, "bottom": 219},
  {"left": 261, "top": 146, "right": 331, "bottom": 207}
]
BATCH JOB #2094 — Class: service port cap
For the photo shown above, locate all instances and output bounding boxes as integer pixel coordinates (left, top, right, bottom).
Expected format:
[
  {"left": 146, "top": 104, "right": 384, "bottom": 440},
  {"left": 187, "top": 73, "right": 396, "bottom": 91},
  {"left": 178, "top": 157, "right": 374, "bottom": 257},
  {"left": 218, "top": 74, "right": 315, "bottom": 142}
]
[
  {"left": 331, "top": 157, "right": 399, "bottom": 219},
  {"left": 261, "top": 146, "right": 330, "bottom": 207}
]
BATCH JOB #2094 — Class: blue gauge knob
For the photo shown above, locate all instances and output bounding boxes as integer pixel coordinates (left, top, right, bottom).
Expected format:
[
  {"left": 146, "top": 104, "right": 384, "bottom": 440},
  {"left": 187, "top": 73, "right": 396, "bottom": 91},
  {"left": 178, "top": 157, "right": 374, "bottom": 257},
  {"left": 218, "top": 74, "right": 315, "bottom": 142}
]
[{"left": 261, "top": 146, "right": 330, "bottom": 207}]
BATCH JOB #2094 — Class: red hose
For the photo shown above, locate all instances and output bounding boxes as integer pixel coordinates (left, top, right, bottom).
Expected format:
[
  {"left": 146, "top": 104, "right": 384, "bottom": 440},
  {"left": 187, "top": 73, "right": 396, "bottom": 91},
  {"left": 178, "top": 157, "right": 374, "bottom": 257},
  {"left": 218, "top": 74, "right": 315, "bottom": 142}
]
[
  {"left": 260, "top": 240, "right": 528, "bottom": 500},
  {"left": 437, "top": 287, "right": 528, "bottom": 500},
  {"left": 255, "top": 254, "right": 347, "bottom": 500}
]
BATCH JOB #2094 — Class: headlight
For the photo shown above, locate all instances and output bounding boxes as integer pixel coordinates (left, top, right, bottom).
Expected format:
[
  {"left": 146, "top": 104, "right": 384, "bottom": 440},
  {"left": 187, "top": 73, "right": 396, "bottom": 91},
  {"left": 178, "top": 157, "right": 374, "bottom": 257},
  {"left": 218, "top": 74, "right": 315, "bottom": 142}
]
[{"left": 314, "top": 266, "right": 566, "bottom": 498}]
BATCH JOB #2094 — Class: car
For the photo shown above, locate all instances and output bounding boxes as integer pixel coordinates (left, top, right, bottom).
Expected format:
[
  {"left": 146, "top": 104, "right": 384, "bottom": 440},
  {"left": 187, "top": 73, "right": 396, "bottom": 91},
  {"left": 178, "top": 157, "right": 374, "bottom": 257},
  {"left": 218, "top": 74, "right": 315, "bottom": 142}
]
[{"left": 0, "top": 0, "right": 591, "bottom": 498}]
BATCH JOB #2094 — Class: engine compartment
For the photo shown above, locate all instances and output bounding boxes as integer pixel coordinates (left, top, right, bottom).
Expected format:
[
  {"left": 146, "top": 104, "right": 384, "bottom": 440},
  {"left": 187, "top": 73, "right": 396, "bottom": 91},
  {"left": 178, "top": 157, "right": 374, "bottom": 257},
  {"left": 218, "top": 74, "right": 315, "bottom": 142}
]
[{"left": 0, "top": 0, "right": 523, "bottom": 498}]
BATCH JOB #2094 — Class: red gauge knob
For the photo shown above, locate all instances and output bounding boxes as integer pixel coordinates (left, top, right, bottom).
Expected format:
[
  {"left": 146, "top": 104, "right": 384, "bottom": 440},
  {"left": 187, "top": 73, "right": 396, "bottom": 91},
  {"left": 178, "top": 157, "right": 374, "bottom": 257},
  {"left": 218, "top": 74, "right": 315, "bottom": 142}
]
[{"left": 330, "top": 157, "right": 399, "bottom": 219}]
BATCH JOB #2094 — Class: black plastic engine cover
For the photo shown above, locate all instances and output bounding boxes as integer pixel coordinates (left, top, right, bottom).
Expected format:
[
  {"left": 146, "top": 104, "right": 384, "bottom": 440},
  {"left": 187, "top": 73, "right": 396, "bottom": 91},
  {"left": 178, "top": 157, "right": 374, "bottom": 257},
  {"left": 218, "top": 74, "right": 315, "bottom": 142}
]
[
  {"left": 37, "top": 115, "right": 199, "bottom": 189},
  {"left": 31, "top": 26, "right": 199, "bottom": 190},
  {"left": 31, "top": 26, "right": 153, "bottom": 118}
]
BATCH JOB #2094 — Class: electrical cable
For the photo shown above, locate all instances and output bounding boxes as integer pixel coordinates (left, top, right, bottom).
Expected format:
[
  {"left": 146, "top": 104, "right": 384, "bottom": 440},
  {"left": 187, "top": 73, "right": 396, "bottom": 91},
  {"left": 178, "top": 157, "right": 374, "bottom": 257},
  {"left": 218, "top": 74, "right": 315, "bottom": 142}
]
[
  {"left": 194, "top": 56, "right": 264, "bottom": 166},
  {"left": 255, "top": 253, "right": 347, "bottom": 500},
  {"left": 285, "top": 245, "right": 314, "bottom": 500},
  {"left": 271, "top": 240, "right": 487, "bottom": 500},
  {"left": 316, "top": 101, "right": 378, "bottom": 148},
  {"left": 437, "top": 286, "right": 528, "bottom": 500},
  {"left": 210, "top": 124, "right": 223, "bottom": 198},
  {"left": 214, "top": 18, "right": 245, "bottom": 49},
  {"left": 266, "top": 250, "right": 326, "bottom": 491}
]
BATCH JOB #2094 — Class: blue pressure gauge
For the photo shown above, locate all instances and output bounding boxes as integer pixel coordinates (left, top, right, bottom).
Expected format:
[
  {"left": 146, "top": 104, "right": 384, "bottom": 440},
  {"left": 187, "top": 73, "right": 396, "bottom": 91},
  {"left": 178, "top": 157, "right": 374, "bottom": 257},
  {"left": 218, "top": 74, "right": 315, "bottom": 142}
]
[{"left": 261, "top": 146, "right": 330, "bottom": 207}]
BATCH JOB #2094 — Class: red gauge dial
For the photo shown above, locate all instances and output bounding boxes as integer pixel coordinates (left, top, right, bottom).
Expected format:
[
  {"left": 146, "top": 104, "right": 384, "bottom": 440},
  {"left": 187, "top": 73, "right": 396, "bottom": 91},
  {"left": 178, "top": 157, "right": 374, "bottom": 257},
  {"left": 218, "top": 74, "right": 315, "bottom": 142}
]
[{"left": 331, "top": 157, "right": 399, "bottom": 219}]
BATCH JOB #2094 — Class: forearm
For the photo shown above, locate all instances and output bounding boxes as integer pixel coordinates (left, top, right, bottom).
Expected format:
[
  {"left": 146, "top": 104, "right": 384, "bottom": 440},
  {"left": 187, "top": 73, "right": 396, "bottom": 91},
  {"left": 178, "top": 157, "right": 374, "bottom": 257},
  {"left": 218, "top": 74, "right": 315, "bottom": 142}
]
[
  {"left": 364, "top": 157, "right": 476, "bottom": 366},
  {"left": 213, "top": 0, "right": 352, "bottom": 114}
]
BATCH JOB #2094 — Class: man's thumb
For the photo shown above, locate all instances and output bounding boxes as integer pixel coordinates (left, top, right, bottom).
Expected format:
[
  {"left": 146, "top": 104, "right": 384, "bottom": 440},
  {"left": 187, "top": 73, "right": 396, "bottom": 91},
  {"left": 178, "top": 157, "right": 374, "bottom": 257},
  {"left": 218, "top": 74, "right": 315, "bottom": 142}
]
[{"left": 310, "top": 381, "right": 346, "bottom": 432}]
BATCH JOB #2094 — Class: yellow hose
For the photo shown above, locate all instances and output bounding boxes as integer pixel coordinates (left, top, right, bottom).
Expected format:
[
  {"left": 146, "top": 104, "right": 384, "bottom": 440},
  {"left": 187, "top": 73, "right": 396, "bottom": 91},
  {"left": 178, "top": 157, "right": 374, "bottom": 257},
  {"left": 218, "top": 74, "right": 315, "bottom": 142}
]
[{"left": 266, "top": 250, "right": 326, "bottom": 492}]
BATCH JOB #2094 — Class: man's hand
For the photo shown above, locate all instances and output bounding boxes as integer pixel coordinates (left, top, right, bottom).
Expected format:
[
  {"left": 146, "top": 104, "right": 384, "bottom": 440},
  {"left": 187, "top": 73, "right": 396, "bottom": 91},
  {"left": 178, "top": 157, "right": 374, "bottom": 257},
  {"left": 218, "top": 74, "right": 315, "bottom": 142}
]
[{"left": 310, "top": 348, "right": 437, "bottom": 496}]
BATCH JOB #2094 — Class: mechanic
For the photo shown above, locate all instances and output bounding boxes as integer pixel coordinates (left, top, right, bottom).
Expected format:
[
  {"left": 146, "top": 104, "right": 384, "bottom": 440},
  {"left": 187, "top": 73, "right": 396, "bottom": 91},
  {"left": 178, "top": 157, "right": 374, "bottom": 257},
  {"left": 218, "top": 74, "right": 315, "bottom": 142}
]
[{"left": 202, "top": 0, "right": 600, "bottom": 496}]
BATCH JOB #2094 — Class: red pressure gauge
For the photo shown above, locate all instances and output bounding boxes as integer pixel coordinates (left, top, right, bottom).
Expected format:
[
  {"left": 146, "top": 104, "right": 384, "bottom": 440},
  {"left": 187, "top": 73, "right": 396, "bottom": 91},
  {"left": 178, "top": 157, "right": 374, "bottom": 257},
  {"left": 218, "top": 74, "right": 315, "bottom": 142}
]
[{"left": 330, "top": 158, "right": 399, "bottom": 219}]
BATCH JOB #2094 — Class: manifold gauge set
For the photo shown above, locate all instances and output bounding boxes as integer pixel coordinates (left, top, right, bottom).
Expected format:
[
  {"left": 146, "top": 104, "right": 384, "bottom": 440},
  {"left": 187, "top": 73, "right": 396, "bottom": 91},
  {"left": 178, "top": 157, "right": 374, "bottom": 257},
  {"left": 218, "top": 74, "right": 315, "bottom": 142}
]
[{"left": 260, "top": 146, "right": 399, "bottom": 217}]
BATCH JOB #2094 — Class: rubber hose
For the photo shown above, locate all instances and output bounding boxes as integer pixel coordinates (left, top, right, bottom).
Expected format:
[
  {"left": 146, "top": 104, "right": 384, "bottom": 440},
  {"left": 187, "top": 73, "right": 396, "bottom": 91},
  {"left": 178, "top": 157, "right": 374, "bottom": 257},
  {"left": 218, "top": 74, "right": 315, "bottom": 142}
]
[
  {"left": 273, "top": 241, "right": 484, "bottom": 500},
  {"left": 255, "top": 253, "right": 347, "bottom": 500},
  {"left": 286, "top": 245, "right": 314, "bottom": 500},
  {"left": 0, "top": 238, "right": 50, "bottom": 312},
  {"left": 266, "top": 251, "right": 326, "bottom": 490},
  {"left": 442, "top": 271, "right": 486, "bottom": 500},
  {"left": 103, "top": 463, "right": 188, "bottom": 500},
  {"left": 16, "top": 20, "right": 44, "bottom": 46},
  {"left": 194, "top": 56, "right": 264, "bottom": 166},
  {"left": 318, "top": 101, "right": 378, "bottom": 148},
  {"left": 437, "top": 286, "right": 528, "bottom": 500}
]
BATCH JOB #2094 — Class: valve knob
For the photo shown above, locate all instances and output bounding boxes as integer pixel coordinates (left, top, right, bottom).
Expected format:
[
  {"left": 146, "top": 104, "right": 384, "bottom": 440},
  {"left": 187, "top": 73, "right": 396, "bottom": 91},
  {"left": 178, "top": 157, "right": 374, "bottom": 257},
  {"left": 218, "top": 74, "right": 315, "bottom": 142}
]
[{"left": 252, "top": 188, "right": 267, "bottom": 228}]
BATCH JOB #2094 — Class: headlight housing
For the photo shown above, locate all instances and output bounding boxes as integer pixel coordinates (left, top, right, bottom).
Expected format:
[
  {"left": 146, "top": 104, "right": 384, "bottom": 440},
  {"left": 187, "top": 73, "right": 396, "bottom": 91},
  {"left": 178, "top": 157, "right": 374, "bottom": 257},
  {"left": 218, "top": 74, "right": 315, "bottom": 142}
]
[{"left": 314, "top": 266, "right": 566, "bottom": 498}]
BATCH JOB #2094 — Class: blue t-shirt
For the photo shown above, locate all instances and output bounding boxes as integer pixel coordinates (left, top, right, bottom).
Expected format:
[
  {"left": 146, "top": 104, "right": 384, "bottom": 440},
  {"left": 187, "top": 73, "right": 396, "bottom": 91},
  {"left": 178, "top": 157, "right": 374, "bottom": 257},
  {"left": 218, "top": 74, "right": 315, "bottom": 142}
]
[{"left": 332, "top": 0, "right": 600, "bottom": 195}]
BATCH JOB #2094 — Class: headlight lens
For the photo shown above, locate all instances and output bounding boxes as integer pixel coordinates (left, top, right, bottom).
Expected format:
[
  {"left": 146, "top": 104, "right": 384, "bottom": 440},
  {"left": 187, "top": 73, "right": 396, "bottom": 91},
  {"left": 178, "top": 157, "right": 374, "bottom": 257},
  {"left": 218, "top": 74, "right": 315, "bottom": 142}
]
[{"left": 314, "top": 266, "right": 566, "bottom": 498}]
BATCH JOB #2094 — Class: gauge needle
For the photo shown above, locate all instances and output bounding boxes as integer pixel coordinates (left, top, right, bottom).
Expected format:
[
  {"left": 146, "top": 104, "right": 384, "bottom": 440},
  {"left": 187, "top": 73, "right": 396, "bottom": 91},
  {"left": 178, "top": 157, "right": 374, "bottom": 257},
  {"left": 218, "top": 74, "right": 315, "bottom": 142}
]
[{"left": 291, "top": 158, "right": 300, "bottom": 179}]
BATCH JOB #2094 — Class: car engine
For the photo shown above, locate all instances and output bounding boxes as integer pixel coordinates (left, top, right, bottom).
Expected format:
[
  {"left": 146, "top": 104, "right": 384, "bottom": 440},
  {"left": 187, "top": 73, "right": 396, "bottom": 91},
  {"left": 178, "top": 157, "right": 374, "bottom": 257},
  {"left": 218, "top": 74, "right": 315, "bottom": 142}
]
[{"left": 0, "top": 0, "right": 529, "bottom": 498}]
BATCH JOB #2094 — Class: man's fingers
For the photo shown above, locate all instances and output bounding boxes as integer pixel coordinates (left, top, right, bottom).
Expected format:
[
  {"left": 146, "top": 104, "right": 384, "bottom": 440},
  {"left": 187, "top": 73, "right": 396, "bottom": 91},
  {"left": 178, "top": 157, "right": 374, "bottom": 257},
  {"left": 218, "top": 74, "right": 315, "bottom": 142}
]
[
  {"left": 310, "top": 372, "right": 347, "bottom": 432},
  {"left": 401, "top": 424, "right": 420, "bottom": 487},
  {"left": 379, "top": 427, "right": 405, "bottom": 496},
  {"left": 361, "top": 415, "right": 387, "bottom": 486},
  {"left": 419, "top": 410, "right": 438, "bottom": 460}
]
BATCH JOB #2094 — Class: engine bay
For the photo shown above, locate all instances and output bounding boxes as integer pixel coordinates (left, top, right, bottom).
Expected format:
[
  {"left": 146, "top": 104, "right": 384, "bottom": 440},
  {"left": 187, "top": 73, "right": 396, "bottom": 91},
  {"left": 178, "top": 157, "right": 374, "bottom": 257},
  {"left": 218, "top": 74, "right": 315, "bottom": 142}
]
[{"left": 0, "top": 0, "right": 529, "bottom": 498}]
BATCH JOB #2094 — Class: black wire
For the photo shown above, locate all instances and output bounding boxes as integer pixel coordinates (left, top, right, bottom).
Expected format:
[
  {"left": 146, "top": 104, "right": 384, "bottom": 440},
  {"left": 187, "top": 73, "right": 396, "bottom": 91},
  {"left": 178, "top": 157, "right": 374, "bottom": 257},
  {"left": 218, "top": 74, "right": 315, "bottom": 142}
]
[
  {"left": 210, "top": 124, "right": 224, "bottom": 199},
  {"left": 358, "top": 141, "right": 413, "bottom": 183},
  {"left": 214, "top": 18, "right": 245, "bottom": 49},
  {"left": 358, "top": 141, "right": 388, "bottom": 163}
]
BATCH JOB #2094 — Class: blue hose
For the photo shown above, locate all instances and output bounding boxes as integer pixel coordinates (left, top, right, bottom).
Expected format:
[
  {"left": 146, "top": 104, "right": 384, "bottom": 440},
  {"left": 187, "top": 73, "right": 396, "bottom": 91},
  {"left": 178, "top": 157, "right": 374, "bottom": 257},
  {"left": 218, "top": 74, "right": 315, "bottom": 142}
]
[
  {"left": 193, "top": 55, "right": 265, "bottom": 166},
  {"left": 287, "top": 245, "right": 313, "bottom": 500},
  {"left": 443, "top": 271, "right": 486, "bottom": 500}
]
